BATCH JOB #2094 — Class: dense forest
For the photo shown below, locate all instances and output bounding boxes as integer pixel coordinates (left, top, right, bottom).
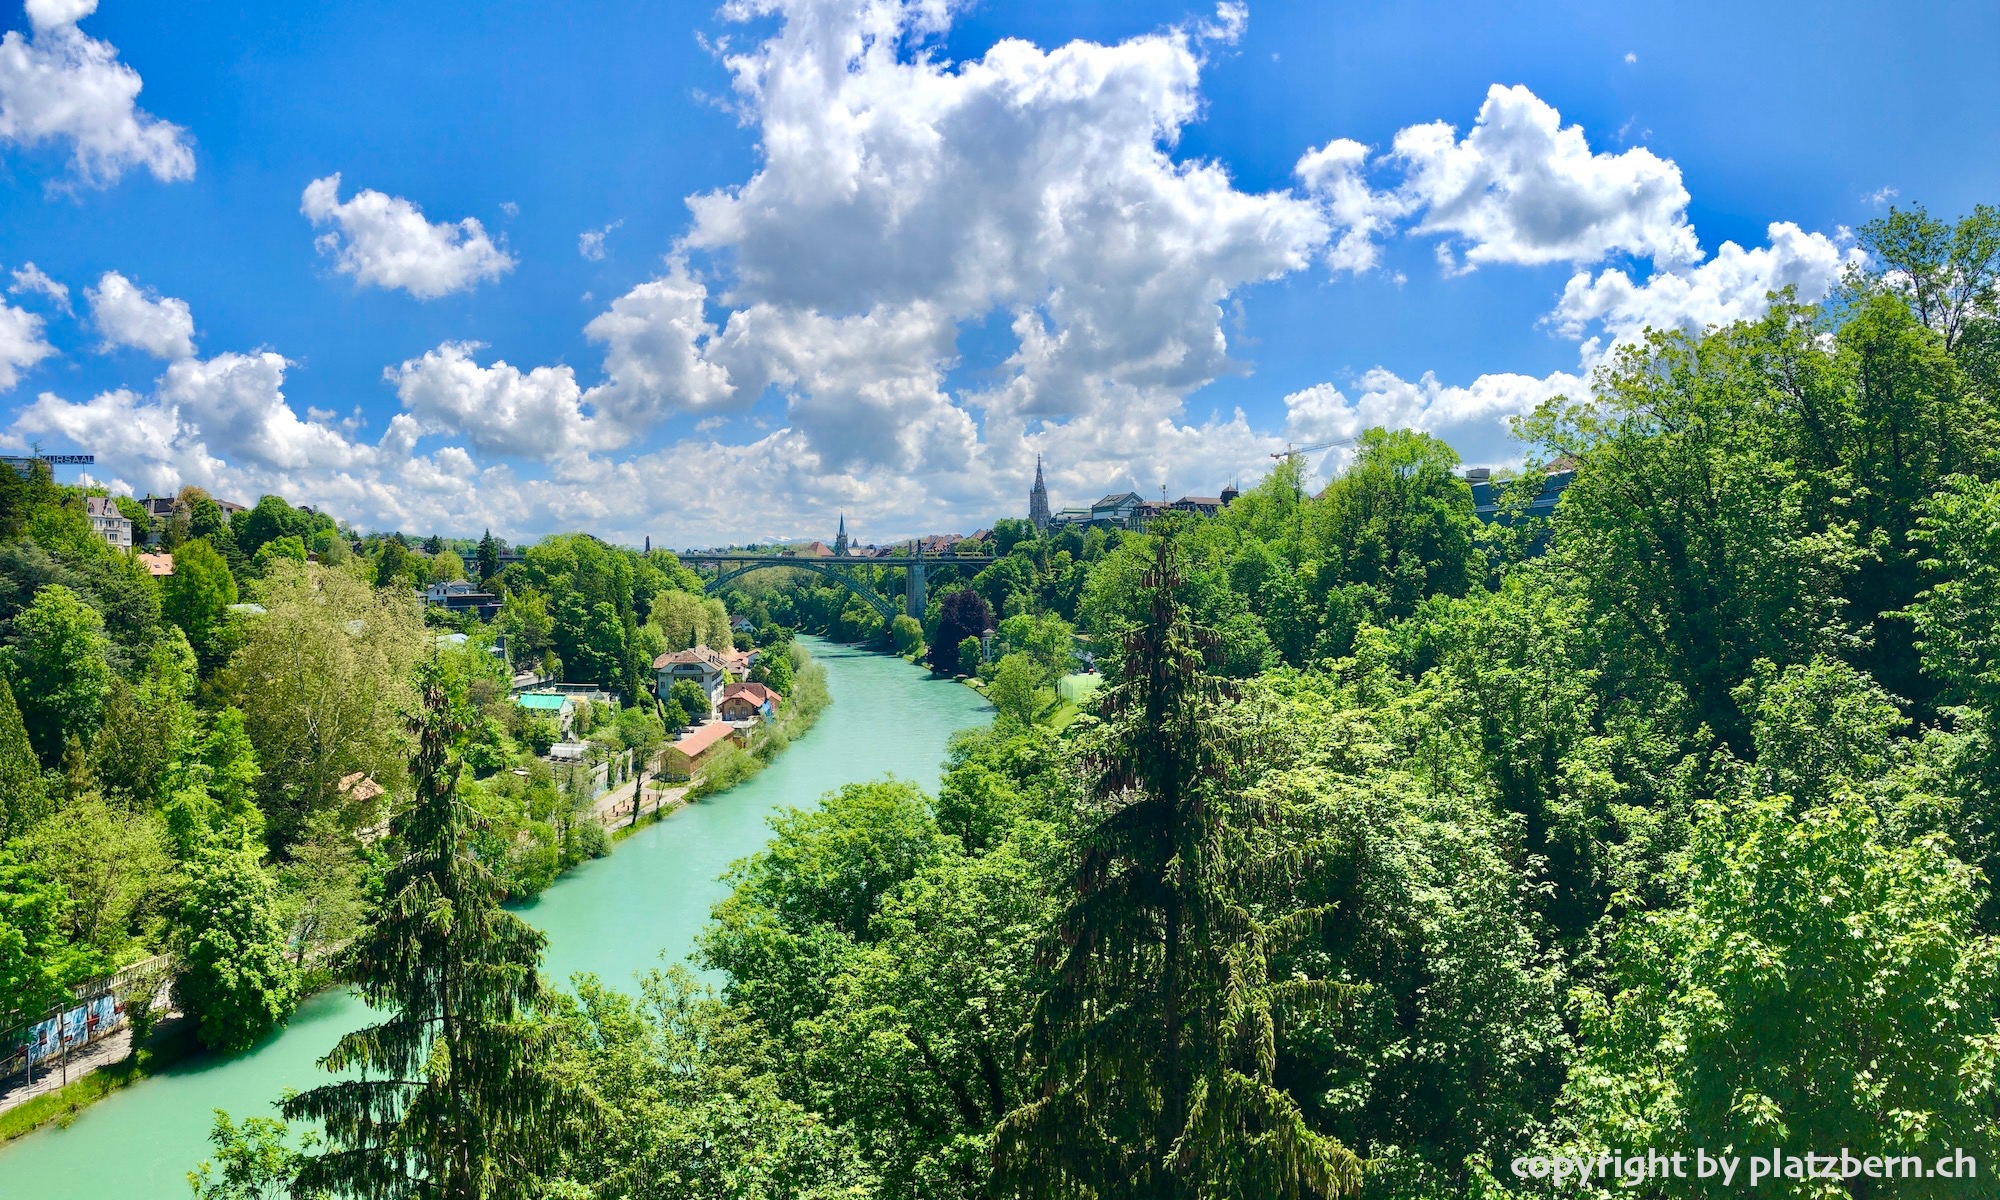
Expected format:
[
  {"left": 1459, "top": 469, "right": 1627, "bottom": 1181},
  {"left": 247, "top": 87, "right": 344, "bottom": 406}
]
[{"left": 6, "top": 203, "right": 1999, "bottom": 1199}]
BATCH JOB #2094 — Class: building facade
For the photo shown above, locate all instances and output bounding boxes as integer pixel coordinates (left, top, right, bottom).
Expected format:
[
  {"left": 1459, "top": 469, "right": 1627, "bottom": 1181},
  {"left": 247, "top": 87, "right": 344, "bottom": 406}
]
[{"left": 84, "top": 496, "right": 132, "bottom": 550}]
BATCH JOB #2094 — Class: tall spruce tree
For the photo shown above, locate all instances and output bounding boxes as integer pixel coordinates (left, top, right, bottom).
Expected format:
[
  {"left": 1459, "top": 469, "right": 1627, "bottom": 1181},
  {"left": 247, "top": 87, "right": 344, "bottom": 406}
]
[
  {"left": 283, "top": 659, "right": 567, "bottom": 1199},
  {"left": 475, "top": 529, "right": 501, "bottom": 586},
  {"left": 995, "top": 533, "right": 1361, "bottom": 1199},
  {"left": 0, "top": 675, "right": 46, "bottom": 841}
]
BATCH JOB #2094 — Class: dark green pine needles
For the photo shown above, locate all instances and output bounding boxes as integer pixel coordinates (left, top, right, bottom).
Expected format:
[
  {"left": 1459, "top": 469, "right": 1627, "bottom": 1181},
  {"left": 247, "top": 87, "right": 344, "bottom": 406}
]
[
  {"left": 995, "top": 530, "right": 1362, "bottom": 1199},
  {"left": 283, "top": 659, "right": 569, "bottom": 1199}
]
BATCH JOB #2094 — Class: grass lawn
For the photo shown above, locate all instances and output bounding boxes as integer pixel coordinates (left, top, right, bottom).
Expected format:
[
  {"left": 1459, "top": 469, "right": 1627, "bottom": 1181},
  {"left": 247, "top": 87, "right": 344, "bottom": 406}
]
[{"left": 0, "top": 1023, "right": 198, "bottom": 1144}]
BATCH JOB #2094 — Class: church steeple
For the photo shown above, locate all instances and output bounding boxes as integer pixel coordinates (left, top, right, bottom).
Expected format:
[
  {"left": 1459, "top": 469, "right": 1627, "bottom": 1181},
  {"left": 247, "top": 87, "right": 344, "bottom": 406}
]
[
  {"left": 1029, "top": 454, "right": 1051, "bottom": 533},
  {"left": 833, "top": 513, "right": 849, "bottom": 557}
]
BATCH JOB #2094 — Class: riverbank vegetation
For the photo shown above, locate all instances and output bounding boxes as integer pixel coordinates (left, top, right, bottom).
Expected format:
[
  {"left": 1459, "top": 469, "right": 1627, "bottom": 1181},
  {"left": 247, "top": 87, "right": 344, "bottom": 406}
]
[
  {"left": 0, "top": 479, "right": 809, "bottom": 1106},
  {"left": 687, "top": 639, "right": 832, "bottom": 802},
  {"left": 184, "top": 205, "right": 2000, "bottom": 1198}
]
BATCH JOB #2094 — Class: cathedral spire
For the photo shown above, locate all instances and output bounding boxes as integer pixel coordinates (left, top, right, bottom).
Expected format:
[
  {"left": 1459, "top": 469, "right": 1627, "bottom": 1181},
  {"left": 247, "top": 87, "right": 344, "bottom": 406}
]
[
  {"left": 1029, "top": 454, "right": 1052, "bottom": 534},
  {"left": 833, "top": 512, "right": 849, "bottom": 557}
]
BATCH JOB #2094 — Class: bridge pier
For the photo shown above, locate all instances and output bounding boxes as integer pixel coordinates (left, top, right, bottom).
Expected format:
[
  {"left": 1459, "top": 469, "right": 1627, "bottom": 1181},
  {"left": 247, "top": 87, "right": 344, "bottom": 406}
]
[{"left": 905, "top": 558, "right": 926, "bottom": 619}]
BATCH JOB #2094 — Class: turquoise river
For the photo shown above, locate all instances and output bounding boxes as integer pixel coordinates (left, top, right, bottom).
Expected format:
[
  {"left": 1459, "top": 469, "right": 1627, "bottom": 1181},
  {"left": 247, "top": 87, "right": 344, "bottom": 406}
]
[{"left": 0, "top": 639, "right": 992, "bottom": 1198}]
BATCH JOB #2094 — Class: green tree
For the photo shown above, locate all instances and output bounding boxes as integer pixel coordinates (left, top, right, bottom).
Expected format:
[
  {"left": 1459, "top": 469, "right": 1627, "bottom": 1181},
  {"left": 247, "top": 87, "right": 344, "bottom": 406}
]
[
  {"left": 431, "top": 547, "right": 467, "bottom": 583},
  {"left": 995, "top": 535, "right": 1360, "bottom": 1199},
  {"left": 0, "top": 851, "right": 97, "bottom": 1027},
  {"left": 173, "top": 841, "right": 298, "bottom": 1052},
  {"left": 94, "top": 627, "right": 199, "bottom": 808},
  {"left": 7, "top": 582, "right": 111, "bottom": 766},
  {"left": 249, "top": 535, "right": 307, "bottom": 577},
  {"left": 284, "top": 660, "right": 568, "bottom": 1199},
  {"left": 956, "top": 635, "right": 982, "bottom": 677},
  {"left": 16, "top": 796, "right": 170, "bottom": 961},
  {"left": 276, "top": 809, "right": 366, "bottom": 969},
  {"left": 0, "top": 675, "right": 46, "bottom": 840},
  {"left": 1307, "top": 428, "right": 1480, "bottom": 625},
  {"left": 1564, "top": 797, "right": 2000, "bottom": 1195},
  {"left": 1524, "top": 331, "right": 1864, "bottom": 751},
  {"left": 988, "top": 652, "right": 1041, "bottom": 728},
  {"left": 189, "top": 1112, "right": 312, "bottom": 1200},
  {"left": 751, "top": 647, "right": 795, "bottom": 696},
  {"left": 891, "top": 613, "right": 924, "bottom": 657},
  {"left": 162, "top": 537, "right": 240, "bottom": 672},
  {"left": 668, "top": 678, "right": 711, "bottom": 722},
  {"left": 497, "top": 588, "right": 555, "bottom": 669},
  {"left": 223, "top": 561, "right": 423, "bottom": 848},
  {"left": 1857, "top": 202, "right": 2000, "bottom": 350},
  {"left": 476, "top": 529, "right": 502, "bottom": 585},
  {"left": 237, "top": 495, "right": 317, "bottom": 562}
]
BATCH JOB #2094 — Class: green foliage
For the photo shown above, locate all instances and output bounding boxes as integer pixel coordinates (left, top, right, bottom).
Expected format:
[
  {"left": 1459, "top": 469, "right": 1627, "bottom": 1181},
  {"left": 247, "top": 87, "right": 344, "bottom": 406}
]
[
  {"left": 668, "top": 678, "right": 711, "bottom": 722},
  {"left": 172, "top": 841, "right": 298, "bottom": 1053},
  {"left": 7, "top": 582, "right": 111, "bottom": 766},
  {"left": 161, "top": 538, "right": 240, "bottom": 672},
  {"left": 890, "top": 613, "right": 924, "bottom": 656},
  {"left": 987, "top": 652, "right": 1041, "bottom": 728},
  {"left": 284, "top": 659, "right": 569, "bottom": 1198},
  {"left": 956, "top": 635, "right": 981, "bottom": 677},
  {"left": 188, "top": 1111, "right": 313, "bottom": 1200},
  {"left": 997, "top": 534, "right": 1362, "bottom": 1199},
  {"left": 0, "top": 675, "right": 46, "bottom": 840},
  {"left": 752, "top": 646, "right": 795, "bottom": 695},
  {"left": 0, "top": 851, "right": 97, "bottom": 1022},
  {"left": 223, "top": 561, "right": 423, "bottom": 848},
  {"left": 1563, "top": 797, "right": 2000, "bottom": 1192}
]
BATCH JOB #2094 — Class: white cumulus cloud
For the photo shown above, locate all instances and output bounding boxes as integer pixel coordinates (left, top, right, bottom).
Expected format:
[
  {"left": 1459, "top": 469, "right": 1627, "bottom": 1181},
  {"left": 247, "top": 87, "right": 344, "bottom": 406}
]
[
  {"left": 1550, "top": 221, "right": 1865, "bottom": 344},
  {"left": 87, "top": 270, "right": 195, "bottom": 359},
  {"left": 387, "top": 342, "right": 622, "bottom": 461},
  {"left": 8, "top": 261, "right": 70, "bottom": 312},
  {"left": 0, "top": 0, "right": 195, "bottom": 186},
  {"left": 0, "top": 298, "right": 55, "bottom": 390},
  {"left": 1388, "top": 83, "right": 1697, "bottom": 272},
  {"left": 301, "top": 174, "right": 516, "bottom": 299}
]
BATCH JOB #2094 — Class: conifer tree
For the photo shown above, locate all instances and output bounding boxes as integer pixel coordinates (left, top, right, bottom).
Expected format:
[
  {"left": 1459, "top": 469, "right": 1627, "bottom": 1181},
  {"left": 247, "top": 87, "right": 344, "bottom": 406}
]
[
  {"left": 0, "top": 675, "right": 46, "bottom": 841},
  {"left": 996, "top": 533, "right": 1361, "bottom": 1199},
  {"left": 283, "top": 659, "right": 567, "bottom": 1199},
  {"left": 476, "top": 529, "right": 502, "bottom": 585}
]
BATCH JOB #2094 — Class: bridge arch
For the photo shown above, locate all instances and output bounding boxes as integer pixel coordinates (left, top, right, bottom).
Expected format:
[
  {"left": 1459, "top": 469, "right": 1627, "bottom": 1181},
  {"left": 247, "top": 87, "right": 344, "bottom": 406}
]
[{"left": 704, "top": 559, "right": 901, "bottom": 623}]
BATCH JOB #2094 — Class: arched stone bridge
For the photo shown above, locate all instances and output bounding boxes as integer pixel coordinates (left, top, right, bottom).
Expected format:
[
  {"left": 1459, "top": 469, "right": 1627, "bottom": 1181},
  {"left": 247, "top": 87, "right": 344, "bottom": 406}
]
[{"left": 691, "top": 549, "right": 995, "bottom": 622}]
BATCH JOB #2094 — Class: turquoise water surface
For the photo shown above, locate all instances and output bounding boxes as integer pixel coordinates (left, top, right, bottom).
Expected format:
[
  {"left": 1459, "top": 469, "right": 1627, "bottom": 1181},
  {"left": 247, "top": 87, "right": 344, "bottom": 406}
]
[{"left": 1, "top": 640, "right": 991, "bottom": 1198}]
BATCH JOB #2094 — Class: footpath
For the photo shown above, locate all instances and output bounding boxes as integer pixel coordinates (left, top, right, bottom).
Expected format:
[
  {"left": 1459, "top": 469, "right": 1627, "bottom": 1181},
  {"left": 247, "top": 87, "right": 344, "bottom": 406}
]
[{"left": 592, "top": 768, "right": 690, "bottom": 828}]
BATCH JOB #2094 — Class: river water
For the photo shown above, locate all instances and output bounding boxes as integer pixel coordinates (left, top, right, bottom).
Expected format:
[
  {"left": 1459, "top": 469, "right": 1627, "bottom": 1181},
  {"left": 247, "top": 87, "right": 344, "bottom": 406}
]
[{"left": 1, "top": 640, "right": 991, "bottom": 1198}]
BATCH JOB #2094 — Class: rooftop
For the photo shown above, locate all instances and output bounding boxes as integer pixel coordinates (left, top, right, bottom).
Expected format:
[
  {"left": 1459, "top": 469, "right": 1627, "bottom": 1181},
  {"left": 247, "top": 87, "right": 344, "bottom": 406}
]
[
  {"left": 670, "top": 721, "right": 737, "bottom": 758},
  {"left": 515, "top": 693, "right": 570, "bottom": 711}
]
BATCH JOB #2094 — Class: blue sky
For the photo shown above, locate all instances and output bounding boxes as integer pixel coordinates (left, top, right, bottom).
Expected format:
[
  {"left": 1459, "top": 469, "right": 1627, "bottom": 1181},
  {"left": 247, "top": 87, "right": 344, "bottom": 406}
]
[{"left": 1, "top": 0, "right": 1994, "bottom": 545}]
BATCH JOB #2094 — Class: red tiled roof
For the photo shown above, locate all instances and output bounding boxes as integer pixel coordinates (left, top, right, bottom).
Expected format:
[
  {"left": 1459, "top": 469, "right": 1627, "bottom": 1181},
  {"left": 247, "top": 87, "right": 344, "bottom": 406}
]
[
  {"left": 670, "top": 721, "right": 736, "bottom": 758},
  {"left": 723, "top": 681, "right": 776, "bottom": 706},
  {"left": 137, "top": 551, "right": 174, "bottom": 576}
]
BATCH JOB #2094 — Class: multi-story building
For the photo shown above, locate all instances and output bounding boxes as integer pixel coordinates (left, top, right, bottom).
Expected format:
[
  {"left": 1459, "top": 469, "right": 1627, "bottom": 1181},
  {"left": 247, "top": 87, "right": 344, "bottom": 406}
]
[{"left": 84, "top": 496, "right": 133, "bottom": 550}]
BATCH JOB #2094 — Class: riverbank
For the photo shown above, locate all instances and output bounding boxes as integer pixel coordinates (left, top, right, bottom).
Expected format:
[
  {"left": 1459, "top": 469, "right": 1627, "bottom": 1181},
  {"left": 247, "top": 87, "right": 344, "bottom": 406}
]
[
  {"left": 0, "top": 1021, "right": 197, "bottom": 1145},
  {"left": 0, "top": 638, "right": 992, "bottom": 1200},
  {"left": 0, "top": 642, "right": 829, "bottom": 1147}
]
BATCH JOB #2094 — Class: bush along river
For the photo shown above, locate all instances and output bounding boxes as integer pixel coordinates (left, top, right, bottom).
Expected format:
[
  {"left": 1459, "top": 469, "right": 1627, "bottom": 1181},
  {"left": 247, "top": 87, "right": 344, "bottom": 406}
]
[{"left": 0, "top": 638, "right": 993, "bottom": 1199}]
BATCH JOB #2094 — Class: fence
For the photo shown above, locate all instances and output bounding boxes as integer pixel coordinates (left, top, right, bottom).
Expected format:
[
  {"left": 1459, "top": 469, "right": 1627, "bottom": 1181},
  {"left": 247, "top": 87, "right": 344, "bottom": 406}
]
[{"left": 0, "top": 953, "right": 168, "bottom": 1087}]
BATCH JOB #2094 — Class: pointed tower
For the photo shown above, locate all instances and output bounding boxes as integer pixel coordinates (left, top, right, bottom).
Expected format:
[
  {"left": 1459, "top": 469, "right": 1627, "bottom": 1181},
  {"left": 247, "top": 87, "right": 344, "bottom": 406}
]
[
  {"left": 1029, "top": 454, "right": 1051, "bottom": 534},
  {"left": 833, "top": 513, "right": 849, "bottom": 557}
]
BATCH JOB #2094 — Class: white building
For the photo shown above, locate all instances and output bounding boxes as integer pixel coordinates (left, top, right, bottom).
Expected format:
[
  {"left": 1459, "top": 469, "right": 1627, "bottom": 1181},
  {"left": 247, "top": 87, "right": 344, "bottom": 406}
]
[{"left": 85, "top": 496, "right": 133, "bottom": 550}]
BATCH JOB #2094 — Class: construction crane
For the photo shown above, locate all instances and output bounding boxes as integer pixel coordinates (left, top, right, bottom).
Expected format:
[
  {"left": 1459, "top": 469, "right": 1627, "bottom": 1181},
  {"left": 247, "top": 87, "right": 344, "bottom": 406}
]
[{"left": 1269, "top": 437, "right": 1355, "bottom": 463}]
